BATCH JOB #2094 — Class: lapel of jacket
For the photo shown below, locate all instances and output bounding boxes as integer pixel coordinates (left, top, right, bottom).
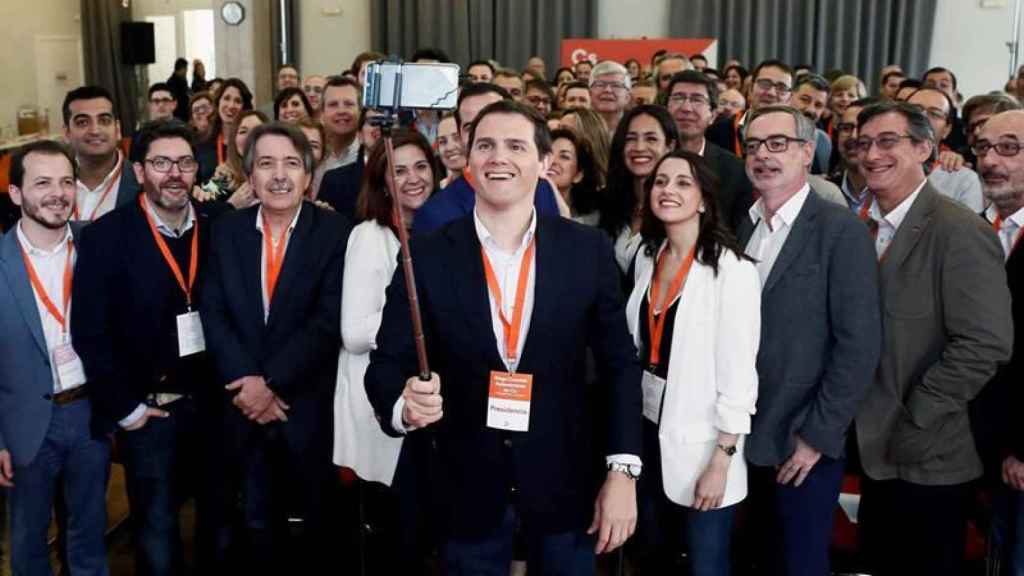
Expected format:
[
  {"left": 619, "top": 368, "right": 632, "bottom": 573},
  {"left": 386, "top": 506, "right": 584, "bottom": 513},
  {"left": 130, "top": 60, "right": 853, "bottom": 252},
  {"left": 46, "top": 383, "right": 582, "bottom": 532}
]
[
  {"left": 736, "top": 208, "right": 756, "bottom": 247},
  {"left": 762, "top": 189, "right": 819, "bottom": 295},
  {"left": 517, "top": 217, "right": 560, "bottom": 373},
  {"left": 0, "top": 231, "right": 49, "bottom": 357},
  {"left": 879, "top": 184, "right": 935, "bottom": 282},
  {"left": 237, "top": 207, "right": 266, "bottom": 325},
  {"left": 446, "top": 217, "right": 504, "bottom": 368},
  {"left": 266, "top": 203, "right": 313, "bottom": 328}
]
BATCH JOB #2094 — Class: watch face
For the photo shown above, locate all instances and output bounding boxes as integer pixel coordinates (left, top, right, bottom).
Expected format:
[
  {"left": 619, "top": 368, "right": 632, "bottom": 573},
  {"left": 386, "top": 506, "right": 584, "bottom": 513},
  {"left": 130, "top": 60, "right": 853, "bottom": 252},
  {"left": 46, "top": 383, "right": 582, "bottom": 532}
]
[{"left": 222, "top": 2, "right": 245, "bottom": 26}]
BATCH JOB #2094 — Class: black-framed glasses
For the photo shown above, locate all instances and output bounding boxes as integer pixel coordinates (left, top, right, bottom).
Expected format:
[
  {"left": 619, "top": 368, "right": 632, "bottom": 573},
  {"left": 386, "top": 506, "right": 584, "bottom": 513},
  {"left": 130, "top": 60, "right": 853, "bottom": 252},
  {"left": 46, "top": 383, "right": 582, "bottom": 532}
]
[
  {"left": 145, "top": 156, "right": 199, "bottom": 173},
  {"left": 754, "top": 78, "right": 792, "bottom": 95},
  {"left": 149, "top": 97, "right": 174, "bottom": 105},
  {"left": 667, "top": 93, "right": 710, "bottom": 107},
  {"left": 744, "top": 135, "right": 806, "bottom": 155},
  {"left": 852, "top": 133, "right": 915, "bottom": 152},
  {"left": 972, "top": 140, "right": 1024, "bottom": 158}
]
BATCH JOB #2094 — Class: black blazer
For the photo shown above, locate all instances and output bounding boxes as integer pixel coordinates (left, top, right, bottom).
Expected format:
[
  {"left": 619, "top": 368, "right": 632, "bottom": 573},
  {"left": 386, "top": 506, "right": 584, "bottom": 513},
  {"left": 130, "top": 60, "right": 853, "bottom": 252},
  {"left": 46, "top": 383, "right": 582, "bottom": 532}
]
[
  {"left": 317, "top": 151, "right": 365, "bottom": 222},
  {"left": 200, "top": 203, "right": 350, "bottom": 446},
  {"left": 702, "top": 141, "right": 753, "bottom": 232},
  {"left": 736, "top": 190, "right": 881, "bottom": 466},
  {"left": 72, "top": 199, "right": 230, "bottom": 433},
  {"left": 365, "top": 215, "right": 642, "bottom": 538}
]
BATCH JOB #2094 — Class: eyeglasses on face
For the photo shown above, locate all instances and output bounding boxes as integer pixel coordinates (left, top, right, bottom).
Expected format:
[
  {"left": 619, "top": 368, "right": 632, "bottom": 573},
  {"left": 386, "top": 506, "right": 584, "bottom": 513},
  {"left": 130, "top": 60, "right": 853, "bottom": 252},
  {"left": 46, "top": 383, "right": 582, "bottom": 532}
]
[
  {"left": 145, "top": 156, "right": 199, "bottom": 173},
  {"left": 972, "top": 140, "right": 1024, "bottom": 158},
  {"left": 591, "top": 81, "right": 627, "bottom": 92},
  {"left": 744, "top": 135, "right": 805, "bottom": 155},
  {"left": 852, "top": 133, "right": 915, "bottom": 152},
  {"left": 668, "top": 93, "right": 710, "bottom": 107},
  {"left": 754, "top": 78, "right": 792, "bottom": 95}
]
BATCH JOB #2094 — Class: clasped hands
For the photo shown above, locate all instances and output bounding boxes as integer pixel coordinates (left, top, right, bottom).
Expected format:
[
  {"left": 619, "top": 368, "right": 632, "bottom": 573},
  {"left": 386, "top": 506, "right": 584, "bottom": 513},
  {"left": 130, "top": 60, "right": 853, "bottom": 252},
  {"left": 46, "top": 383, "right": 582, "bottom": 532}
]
[{"left": 226, "top": 375, "right": 289, "bottom": 424}]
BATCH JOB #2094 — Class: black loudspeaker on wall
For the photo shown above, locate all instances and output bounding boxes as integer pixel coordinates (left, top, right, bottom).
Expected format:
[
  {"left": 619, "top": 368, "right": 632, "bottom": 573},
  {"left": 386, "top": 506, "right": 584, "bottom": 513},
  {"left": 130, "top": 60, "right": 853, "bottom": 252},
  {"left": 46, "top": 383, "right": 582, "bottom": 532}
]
[{"left": 121, "top": 22, "right": 156, "bottom": 65}]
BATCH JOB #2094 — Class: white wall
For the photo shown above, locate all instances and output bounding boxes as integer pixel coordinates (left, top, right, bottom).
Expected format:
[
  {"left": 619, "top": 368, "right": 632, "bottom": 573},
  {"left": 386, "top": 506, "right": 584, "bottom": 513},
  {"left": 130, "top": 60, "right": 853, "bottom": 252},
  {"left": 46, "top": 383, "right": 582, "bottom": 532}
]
[
  {"left": 597, "top": 0, "right": 669, "bottom": 39},
  {"left": 0, "top": 0, "right": 80, "bottom": 135},
  {"left": 298, "top": 0, "right": 371, "bottom": 77},
  {"left": 929, "top": 0, "right": 1014, "bottom": 99}
]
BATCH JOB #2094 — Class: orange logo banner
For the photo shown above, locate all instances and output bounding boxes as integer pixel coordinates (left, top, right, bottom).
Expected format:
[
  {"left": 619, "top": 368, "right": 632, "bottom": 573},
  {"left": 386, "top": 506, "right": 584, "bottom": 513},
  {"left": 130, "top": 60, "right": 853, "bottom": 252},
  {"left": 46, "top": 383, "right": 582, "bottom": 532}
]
[{"left": 561, "top": 38, "right": 718, "bottom": 69}]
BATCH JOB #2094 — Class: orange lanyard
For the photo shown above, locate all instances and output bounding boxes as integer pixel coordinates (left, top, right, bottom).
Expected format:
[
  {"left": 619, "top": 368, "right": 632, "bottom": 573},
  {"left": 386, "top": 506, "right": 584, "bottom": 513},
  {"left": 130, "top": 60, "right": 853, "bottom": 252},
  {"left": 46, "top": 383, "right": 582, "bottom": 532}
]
[
  {"left": 646, "top": 245, "right": 696, "bottom": 367},
  {"left": 216, "top": 133, "right": 225, "bottom": 165},
  {"left": 993, "top": 215, "right": 1024, "bottom": 256},
  {"left": 262, "top": 212, "right": 289, "bottom": 306},
  {"left": 732, "top": 111, "right": 744, "bottom": 157},
  {"left": 462, "top": 167, "right": 476, "bottom": 190},
  {"left": 480, "top": 238, "right": 535, "bottom": 365},
  {"left": 825, "top": 118, "right": 833, "bottom": 139},
  {"left": 858, "top": 193, "right": 873, "bottom": 221},
  {"left": 20, "top": 238, "right": 74, "bottom": 332},
  {"left": 139, "top": 195, "right": 199, "bottom": 308},
  {"left": 74, "top": 152, "right": 122, "bottom": 221}
]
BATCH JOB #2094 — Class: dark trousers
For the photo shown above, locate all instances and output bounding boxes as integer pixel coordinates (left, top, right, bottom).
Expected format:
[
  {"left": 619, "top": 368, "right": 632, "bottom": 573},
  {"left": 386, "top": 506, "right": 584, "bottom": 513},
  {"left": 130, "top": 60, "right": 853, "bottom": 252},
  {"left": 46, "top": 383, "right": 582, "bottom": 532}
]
[
  {"left": 992, "top": 484, "right": 1024, "bottom": 576},
  {"left": 9, "top": 399, "right": 110, "bottom": 576},
  {"left": 859, "top": 476, "right": 972, "bottom": 576},
  {"left": 443, "top": 504, "right": 596, "bottom": 576},
  {"left": 746, "top": 456, "right": 845, "bottom": 576}
]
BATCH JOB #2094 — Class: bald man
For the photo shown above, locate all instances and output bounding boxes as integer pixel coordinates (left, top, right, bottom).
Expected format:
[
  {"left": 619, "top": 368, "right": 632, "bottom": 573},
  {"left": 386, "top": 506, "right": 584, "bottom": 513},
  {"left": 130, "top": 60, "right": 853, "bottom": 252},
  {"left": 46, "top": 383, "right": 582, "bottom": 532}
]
[{"left": 973, "top": 110, "right": 1024, "bottom": 574}]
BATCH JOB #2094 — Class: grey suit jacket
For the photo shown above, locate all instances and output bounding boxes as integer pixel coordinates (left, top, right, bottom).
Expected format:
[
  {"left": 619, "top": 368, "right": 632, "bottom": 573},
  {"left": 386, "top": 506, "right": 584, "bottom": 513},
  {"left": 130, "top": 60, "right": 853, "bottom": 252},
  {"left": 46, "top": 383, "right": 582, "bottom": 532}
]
[
  {"left": 0, "top": 227, "right": 85, "bottom": 466},
  {"left": 738, "top": 189, "right": 882, "bottom": 467},
  {"left": 855, "top": 184, "right": 1013, "bottom": 485}
]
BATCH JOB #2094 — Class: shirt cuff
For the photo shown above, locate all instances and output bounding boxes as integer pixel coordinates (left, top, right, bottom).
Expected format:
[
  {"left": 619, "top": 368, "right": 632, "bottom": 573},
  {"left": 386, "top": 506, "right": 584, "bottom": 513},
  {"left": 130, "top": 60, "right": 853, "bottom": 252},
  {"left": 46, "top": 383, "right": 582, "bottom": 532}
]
[
  {"left": 606, "top": 453, "right": 643, "bottom": 473},
  {"left": 118, "top": 403, "right": 147, "bottom": 429},
  {"left": 391, "top": 397, "right": 416, "bottom": 435}
]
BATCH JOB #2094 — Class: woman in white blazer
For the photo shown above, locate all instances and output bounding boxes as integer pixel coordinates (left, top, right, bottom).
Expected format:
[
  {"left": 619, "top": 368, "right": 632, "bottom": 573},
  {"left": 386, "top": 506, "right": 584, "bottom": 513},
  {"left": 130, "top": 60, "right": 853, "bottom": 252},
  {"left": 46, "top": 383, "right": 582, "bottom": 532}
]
[
  {"left": 333, "top": 131, "right": 437, "bottom": 499},
  {"left": 626, "top": 149, "right": 761, "bottom": 576}
]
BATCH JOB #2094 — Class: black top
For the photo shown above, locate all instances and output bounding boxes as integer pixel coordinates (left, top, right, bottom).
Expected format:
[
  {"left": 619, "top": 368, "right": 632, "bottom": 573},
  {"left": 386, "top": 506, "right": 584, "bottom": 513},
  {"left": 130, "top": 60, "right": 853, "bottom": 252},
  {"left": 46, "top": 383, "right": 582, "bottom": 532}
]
[{"left": 639, "top": 292, "right": 680, "bottom": 380}]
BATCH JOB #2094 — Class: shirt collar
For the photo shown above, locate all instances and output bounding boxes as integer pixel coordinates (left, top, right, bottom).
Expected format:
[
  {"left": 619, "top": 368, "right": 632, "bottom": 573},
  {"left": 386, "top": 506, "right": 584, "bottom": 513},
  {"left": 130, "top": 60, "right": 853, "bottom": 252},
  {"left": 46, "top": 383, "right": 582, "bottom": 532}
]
[
  {"left": 256, "top": 203, "right": 303, "bottom": 235},
  {"left": 748, "top": 183, "right": 811, "bottom": 229},
  {"left": 16, "top": 221, "right": 73, "bottom": 256},
  {"left": 986, "top": 203, "right": 1024, "bottom": 228},
  {"left": 841, "top": 171, "right": 868, "bottom": 205},
  {"left": 142, "top": 194, "right": 195, "bottom": 238},
  {"left": 76, "top": 150, "right": 122, "bottom": 193},
  {"left": 473, "top": 207, "right": 537, "bottom": 255},
  {"left": 868, "top": 179, "right": 928, "bottom": 230}
]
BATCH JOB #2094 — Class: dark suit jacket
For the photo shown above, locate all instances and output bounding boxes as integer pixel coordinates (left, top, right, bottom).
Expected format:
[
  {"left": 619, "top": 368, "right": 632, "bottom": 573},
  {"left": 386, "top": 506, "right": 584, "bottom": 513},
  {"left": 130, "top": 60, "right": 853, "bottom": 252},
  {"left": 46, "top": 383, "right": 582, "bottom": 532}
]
[
  {"left": 702, "top": 140, "right": 753, "bottom": 232},
  {"left": 737, "top": 190, "right": 881, "bottom": 467},
  {"left": 71, "top": 199, "right": 230, "bottom": 433},
  {"left": 365, "top": 215, "right": 642, "bottom": 538},
  {"left": 317, "top": 151, "right": 365, "bottom": 221},
  {"left": 201, "top": 203, "right": 350, "bottom": 449},
  {"left": 856, "top": 185, "right": 1013, "bottom": 486}
]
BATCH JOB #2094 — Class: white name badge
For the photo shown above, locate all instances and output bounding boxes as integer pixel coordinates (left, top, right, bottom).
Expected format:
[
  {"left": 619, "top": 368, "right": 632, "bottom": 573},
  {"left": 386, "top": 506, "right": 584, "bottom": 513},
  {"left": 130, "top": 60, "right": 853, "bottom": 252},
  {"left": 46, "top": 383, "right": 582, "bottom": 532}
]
[
  {"left": 486, "top": 371, "right": 533, "bottom": 432},
  {"left": 53, "top": 340, "right": 87, "bottom": 390},
  {"left": 642, "top": 370, "right": 666, "bottom": 424},
  {"left": 176, "top": 311, "right": 206, "bottom": 357}
]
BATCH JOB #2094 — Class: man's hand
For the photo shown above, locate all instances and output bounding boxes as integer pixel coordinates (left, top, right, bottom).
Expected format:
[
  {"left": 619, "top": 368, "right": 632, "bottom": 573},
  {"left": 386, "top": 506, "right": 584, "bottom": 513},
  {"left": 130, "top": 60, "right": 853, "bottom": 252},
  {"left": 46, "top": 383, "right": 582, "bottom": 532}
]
[
  {"left": 401, "top": 372, "right": 443, "bottom": 428},
  {"left": 227, "top": 182, "right": 257, "bottom": 209},
  {"left": 776, "top": 435, "right": 821, "bottom": 487},
  {"left": 254, "top": 396, "right": 290, "bottom": 425},
  {"left": 1003, "top": 455, "right": 1024, "bottom": 491},
  {"left": 0, "top": 449, "right": 14, "bottom": 488},
  {"left": 123, "top": 407, "right": 170, "bottom": 432},
  {"left": 694, "top": 452, "right": 731, "bottom": 511},
  {"left": 937, "top": 149, "right": 965, "bottom": 172},
  {"left": 587, "top": 470, "right": 637, "bottom": 554},
  {"left": 226, "top": 376, "right": 275, "bottom": 419}
]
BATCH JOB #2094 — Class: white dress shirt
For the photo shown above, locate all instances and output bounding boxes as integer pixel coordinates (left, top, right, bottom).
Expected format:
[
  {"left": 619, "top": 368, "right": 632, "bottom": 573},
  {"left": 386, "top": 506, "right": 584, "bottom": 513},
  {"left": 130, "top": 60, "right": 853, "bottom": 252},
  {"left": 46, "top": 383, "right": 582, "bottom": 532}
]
[
  {"left": 985, "top": 203, "right": 1024, "bottom": 261},
  {"left": 75, "top": 151, "right": 123, "bottom": 221},
  {"left": 928, "top": 165, "right": 985, "bottom": 213},
  {"left": 16, "top": 223, "right": 85, "bottom": 393},
  {"left": 255, "top": 204, "right": 303, "bottom": 322},
  {"left": 744, "top": 184, "right": 811, "bottom": 285},
  {"left": 867, "top": 179, "right": 928, "bottom": 259}
]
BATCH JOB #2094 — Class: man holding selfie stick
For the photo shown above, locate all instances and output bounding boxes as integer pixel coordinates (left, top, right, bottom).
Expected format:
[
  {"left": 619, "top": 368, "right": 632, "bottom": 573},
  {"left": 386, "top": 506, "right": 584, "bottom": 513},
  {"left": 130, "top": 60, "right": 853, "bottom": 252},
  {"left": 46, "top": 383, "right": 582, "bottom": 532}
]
[{"left": 366, "top": 98, "right": 642, "bottom": 575}]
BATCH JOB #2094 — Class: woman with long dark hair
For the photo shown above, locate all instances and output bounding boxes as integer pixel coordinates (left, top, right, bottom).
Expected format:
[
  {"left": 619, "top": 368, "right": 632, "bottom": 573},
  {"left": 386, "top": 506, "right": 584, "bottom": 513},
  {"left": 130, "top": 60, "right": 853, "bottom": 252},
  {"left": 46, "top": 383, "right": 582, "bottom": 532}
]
[
  {"left": 599, "top": 104, "right": 679, "bottom": 272},
  {"left": 547, "top": 128, "right": 603, "bottom": 226},
  {"left": 626, "top": 149, "right": 760, "bottom": 576}
]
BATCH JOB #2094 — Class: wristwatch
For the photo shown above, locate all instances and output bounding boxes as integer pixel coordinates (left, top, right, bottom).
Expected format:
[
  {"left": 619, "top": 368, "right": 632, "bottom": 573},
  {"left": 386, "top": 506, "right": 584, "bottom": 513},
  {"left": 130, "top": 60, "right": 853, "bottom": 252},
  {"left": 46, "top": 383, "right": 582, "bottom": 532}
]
[
  {"left": 607, "top": 462, "right": 641, "bottom": 480},
  {"left": 717, "top": 443, "right": 737, "bottom": 457}
]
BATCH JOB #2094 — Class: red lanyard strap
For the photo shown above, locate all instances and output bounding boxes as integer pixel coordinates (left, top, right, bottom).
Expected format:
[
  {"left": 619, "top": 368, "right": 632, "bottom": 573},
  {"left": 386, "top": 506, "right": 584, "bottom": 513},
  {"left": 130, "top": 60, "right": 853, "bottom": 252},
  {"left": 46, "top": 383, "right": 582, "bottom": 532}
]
[
  {"left": 20, "top": 239, "right": 73, "bottom": 330},
  {"left": 139, "top": 195, "right": 199, "bottom": 307},
  {"left": 647, "top": 245, "right": 696, "bottom": 367},
  {"left": 480, "top": 238, "right": 535, "bottom": 364}
]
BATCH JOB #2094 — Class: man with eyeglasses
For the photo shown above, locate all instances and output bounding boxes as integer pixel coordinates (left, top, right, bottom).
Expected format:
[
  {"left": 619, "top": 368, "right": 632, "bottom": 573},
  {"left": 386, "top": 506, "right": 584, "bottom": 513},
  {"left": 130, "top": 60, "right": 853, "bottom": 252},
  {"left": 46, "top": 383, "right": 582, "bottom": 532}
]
[
  {"left": 665, "top": 70, "right": 753, "bottom": 230},
  {"left": 736, "top": 105, "right": 880, "bottom": 576},
  {"left": 906, "top": 87, "right": 985, "bottom": 212},
  {"left": 707, "top": 59, "right": 795, "bottom": 160},
  {"left": 970, "top": 110, "right": 1024, "bottom": 575},
  {"left": 148, "top": 83, "right": 178, "bottom": 122},
  {"left": 852, "top": 100, "right": 1012, "bottom": 576},
  {"left": 922, "top": 66, "right": 969, "bottom": 155},
  {"left": 524, "top": 78, "right": 554, "bottom": 116},
  {"left": 829, "top": 97, "right": 879, "bottom": 215},
  {"left": 73, "top": 121, "right": 232, "bottom": 574},
  {"left": 588, "top": 60, "right": 632, "bottom": 134}
]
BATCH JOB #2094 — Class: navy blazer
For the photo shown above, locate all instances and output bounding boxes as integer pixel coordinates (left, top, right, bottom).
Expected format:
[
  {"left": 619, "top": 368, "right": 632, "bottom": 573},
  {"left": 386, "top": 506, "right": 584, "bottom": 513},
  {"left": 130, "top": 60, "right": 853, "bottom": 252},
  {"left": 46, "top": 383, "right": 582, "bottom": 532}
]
[
  {"left": 411, "top": 176, "right": 561, "bottom": 236},
  {"left": 365, "top": 215, "right": 642, "bottom": 538},
  {"left": 201, "top": 203, "right": 350, "bottom": 447},
  {"left": 702, "top": 141, "right": 754, "bottom": 232},
  {"left": 0, "top": 225, "right": 95, "bottom": 466},
  {"left": 736, "top": 190, "right": 881, "bottom": 466},
  {"left": 317, "top": 152, "right": 365, "bottom": 222}
]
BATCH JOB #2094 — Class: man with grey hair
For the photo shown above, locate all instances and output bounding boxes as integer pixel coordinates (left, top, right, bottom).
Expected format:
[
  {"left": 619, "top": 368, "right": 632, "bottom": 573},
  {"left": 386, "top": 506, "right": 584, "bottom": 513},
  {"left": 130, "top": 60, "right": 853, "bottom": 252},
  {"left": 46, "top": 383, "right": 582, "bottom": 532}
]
[
  {"left": 202, "top": 121, "right": 351, "bottom": 572},
  {"left": 737, "top": 104, "right": 880, "bottom": 576},
  {"left": 853, "top": 100, "right": 1012, "bottom": 576},
  {"left": 589, "top": 60, "right": 632, "bottom": 133},
  {"left": 653, "top": 52, "right": 692, "bottom": 95}
]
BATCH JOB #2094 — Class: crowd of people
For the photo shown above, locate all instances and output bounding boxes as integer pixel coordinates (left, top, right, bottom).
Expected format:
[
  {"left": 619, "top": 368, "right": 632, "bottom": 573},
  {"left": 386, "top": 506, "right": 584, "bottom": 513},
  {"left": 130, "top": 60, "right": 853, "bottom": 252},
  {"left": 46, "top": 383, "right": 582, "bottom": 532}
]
[{"left": 1, "top": 44, "right": 1024, "bottom": 576}]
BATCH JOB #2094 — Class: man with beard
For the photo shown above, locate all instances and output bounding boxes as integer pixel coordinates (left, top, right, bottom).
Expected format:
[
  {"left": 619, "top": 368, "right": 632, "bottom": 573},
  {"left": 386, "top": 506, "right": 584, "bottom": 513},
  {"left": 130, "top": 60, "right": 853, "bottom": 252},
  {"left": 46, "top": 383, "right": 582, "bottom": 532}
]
[
  {"left": 63, "top": 86, "right": 140, "bottom": 222},
  {"left": 202, "top": 123, "right": 349, "bottom": 574},
  {"left": 72, "top": 121, "right": 230, "bottom": 574},
  {"left": 775, "top": 73, "right": 832, "bottom": 175},
  {"left": 971, "top": 110, "right": 1024, "bottom": 572},
  {"left": 0, "top": 140, "right": 111, "bottom": 575}
]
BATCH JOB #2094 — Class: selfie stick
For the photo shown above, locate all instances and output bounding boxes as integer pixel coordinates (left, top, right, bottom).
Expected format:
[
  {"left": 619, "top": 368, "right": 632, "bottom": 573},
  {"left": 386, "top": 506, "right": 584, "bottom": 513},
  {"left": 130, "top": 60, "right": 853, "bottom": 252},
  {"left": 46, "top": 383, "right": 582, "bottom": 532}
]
[{"left": 368, "top": 63, "right": 431, "bottom": 382}]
